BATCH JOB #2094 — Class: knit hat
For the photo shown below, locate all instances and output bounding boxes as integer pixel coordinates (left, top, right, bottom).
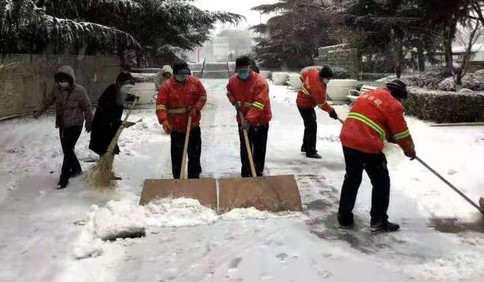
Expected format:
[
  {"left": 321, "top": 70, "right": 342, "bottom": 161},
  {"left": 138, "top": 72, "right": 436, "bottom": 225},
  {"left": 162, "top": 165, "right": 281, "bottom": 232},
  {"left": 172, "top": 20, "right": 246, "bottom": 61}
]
[
  {"left": 386, "top": 79, "right": 408, "bottom": 99},
  {"left": 116, "top": 72, "right": 135, "bottom": 85},
  {"left": 235, "top": 56, "right": 251, "bottom": 70},
  {"left": 319, "top": 65, "right": 333, "bottom": 78},
  {"left": 173, "top": 61, "right": 190, "bottom": 75}
]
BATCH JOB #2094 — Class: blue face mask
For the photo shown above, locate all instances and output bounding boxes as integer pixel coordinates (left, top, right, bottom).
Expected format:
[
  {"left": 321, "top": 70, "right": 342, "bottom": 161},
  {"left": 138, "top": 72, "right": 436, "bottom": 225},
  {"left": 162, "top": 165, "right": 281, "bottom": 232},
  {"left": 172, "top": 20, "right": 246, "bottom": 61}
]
[
  {"left": 175, "top": 74, "right": 188, "bottom": 83},
  {"left": 238, "top": 70, "right": 250, "bottom": 80}
]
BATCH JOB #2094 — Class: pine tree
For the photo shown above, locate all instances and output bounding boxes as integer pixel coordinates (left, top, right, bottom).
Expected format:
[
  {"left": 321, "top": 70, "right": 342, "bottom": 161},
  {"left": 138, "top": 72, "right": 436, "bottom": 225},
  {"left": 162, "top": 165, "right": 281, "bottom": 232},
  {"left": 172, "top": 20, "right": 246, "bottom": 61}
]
[{"left": 251, "top": 0, "right": 337, "bottom": 69}]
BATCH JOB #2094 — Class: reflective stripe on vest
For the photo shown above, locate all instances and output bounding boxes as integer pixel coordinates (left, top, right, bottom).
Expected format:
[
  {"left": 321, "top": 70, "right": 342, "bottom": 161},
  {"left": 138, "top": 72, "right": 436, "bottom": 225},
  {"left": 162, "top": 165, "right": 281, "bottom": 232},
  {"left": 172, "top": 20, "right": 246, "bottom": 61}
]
[
  {"left": 347, "top": 112, "right": 386, "bottom": 140},
  {"left": 156, "top": 104, "right": 166, "bottom": 111},
  {"left": 167, "top": 108, "right": 188, "bottom": 114},
  {"left": 301, "top": 84, "right": 310, "bottom": 96},
  {"left": 237, "top": 101, "right": 263, "bottom": 109},
  {"left": 394, "top": 129, "right": 411, "bottom": 140}
]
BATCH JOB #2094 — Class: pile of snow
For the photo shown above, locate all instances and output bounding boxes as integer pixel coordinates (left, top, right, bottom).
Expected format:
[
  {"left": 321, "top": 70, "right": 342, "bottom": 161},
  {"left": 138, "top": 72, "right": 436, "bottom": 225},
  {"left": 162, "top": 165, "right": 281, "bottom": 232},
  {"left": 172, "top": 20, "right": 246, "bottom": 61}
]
[
  {"left": 144, "top": 198, "right": 218, "bottom": 227},
  {"left": 92, "top": 201, "right": 146, "bottom": 241},
  {"left": 73, "top": 198, "right": 301, "bottom": 259}
]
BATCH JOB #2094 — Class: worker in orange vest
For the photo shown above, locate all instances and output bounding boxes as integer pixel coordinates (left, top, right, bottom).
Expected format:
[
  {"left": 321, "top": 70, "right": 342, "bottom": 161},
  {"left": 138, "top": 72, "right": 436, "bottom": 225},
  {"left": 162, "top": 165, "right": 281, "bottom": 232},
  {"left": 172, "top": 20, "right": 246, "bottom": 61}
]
[
  {"left": 227, "top": 56, "right": 272, "bottom": 177},
  {"left": 338, "top": 80, "right": 416, "bottom": 232},
  {"left": 297, "top": 66, "right": 339, "bottom": 158},
  {"left": 156, "top": 61, "right": 207, "bottom": 179}
]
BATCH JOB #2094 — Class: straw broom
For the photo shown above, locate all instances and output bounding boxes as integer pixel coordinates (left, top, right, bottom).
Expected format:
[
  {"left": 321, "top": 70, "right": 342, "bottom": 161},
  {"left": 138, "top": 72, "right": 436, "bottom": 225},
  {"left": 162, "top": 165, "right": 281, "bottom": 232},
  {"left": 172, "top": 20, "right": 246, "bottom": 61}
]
[{"left": 87, "top": 98, "right": 138, "bottom": 189}]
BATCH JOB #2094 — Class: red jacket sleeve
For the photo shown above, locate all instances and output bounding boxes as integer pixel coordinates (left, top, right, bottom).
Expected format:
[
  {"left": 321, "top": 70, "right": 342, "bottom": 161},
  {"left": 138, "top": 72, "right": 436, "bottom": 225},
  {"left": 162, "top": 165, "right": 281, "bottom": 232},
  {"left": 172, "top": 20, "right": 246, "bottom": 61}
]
[
  {"left": 384, "top": 101, "right": 415, "bottom": 153},
  {"left": 156, "top": 83, "right": 169, "bottom": 124},
  {"left": 193, "top": 78, "right": 207, "bottom": 111},
  {"left": 246, "top": 76, "right": 269, "bottom": 124},
  {"left": 226, "top": 79, "right": 236, "bottom": 105}
]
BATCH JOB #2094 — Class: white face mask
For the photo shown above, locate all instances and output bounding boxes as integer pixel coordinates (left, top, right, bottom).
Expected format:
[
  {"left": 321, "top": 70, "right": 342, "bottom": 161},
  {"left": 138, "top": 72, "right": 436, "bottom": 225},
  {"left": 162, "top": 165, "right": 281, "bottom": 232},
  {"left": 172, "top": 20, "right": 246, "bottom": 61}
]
[
  {"left": 323, "top": 78, "right": 330, "bottom": 84},
  {"left": 116, "top": 84, "right": 132, "bottom": 105},
  {"left": 57, "top": 82, "right": 69, "bottom": 89},
  {"left": 119, "top": 85, "right": 131, "bottom": 95}
]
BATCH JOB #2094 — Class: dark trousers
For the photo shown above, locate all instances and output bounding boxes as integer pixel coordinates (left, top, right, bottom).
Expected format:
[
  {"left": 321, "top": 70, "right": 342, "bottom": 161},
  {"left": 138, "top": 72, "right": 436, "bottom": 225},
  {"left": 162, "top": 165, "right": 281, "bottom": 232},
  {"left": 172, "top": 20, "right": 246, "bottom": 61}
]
[
  {"left": 170, "top": 127, "right": 202, "bottom": 179},
  {"left": 338, "top": 146, "right": 391, "bottom": 225},
  {"left": 59, "top": 126, "right": 82, "bottom": 182},
  {"left": 238, "top": 124, "right": 269, "bottom": 177},
  {"left": 298, "top": 108, "right": 317, "bottom": 156}
]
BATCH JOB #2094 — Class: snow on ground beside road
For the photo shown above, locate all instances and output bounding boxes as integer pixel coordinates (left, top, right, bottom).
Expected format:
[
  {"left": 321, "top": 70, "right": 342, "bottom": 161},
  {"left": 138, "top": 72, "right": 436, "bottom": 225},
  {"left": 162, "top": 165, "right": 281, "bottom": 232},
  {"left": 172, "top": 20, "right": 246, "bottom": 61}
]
[{"left": 1, "top": 79, "right": 484, "bottom": 282}]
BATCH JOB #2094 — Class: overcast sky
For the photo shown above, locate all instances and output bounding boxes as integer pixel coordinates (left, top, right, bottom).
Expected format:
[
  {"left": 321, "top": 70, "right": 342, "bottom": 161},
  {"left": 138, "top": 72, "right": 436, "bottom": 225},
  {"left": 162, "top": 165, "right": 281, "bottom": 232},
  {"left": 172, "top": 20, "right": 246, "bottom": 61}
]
[{"left": 194, "top": 0, "right": 277, "bottom": 30}]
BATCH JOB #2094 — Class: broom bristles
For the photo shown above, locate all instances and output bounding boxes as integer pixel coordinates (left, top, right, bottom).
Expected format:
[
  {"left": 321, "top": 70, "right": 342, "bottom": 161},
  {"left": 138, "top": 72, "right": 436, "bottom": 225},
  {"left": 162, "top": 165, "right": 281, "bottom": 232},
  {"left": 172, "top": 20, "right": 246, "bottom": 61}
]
[{"left": 87, "top": 152, "right": 116, "bottom": 189}]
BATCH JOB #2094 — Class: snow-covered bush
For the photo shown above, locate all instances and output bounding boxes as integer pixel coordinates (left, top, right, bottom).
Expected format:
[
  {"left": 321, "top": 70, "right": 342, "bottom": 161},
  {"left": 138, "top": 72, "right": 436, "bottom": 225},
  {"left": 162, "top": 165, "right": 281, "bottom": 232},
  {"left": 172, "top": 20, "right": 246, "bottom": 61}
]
[
  {"left": 331, "top": 67, "right": 351, "bottom": 79},
  {"left": 404, "top": 88, "right": 484, "bottom": 123},
  {"left": 437, "top": 70, "right": 484, "bottom": 92}
]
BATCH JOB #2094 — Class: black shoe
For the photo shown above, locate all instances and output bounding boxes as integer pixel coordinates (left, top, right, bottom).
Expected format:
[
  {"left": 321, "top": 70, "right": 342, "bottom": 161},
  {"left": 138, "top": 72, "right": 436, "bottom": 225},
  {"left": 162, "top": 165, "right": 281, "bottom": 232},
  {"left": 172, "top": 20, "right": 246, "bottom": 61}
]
[
  {"left": 338, "top": 214, "right": 355, "bottom": 229},
  {"left": 57, "top": 178, "right": 69, "bottom": 189},
  {"left": 371, "top": 221, "right": 400, "bottom": 233},
  {"left": 306, "top": 153, "right": 322, "bottom": 159},
  {"left": 339, "top": 222, "right": 355, "bottom": 230},
  {"left": 300, "top": 145, "right": 305, "bottom": 153}
]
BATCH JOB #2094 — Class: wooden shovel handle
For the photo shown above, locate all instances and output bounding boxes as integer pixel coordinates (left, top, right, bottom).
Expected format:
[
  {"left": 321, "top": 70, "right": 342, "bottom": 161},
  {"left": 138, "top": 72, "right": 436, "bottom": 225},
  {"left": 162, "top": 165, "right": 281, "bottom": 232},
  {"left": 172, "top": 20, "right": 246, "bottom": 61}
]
[
  {"left": 106, "top": 98, "right": 138, "bottom": 155},
  {"left": 180, "top": 115, "right": 192, "bottom": 180},
  {"left": 238, "top": 111, "right": 257, "bottom": 178}
]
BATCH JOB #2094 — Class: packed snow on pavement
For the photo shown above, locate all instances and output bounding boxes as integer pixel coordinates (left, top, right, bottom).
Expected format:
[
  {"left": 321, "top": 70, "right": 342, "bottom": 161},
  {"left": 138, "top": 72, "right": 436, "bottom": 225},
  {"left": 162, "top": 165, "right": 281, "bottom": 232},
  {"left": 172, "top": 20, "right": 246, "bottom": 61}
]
[{"left": 1, "top": 79, "right": 484, "bottom": 282}]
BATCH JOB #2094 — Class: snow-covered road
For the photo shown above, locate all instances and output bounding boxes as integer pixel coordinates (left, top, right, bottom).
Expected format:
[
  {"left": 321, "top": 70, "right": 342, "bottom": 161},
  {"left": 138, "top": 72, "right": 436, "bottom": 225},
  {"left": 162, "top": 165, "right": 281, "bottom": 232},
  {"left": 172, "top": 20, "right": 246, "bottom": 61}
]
[{"left": 1, "top": 79, "right": 484, "bottom": 282}]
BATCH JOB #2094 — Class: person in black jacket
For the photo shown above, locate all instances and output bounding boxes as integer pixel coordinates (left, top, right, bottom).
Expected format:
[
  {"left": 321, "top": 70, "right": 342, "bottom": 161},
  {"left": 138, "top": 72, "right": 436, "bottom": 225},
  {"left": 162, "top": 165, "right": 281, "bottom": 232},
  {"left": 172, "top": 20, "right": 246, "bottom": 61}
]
[{"left": 89, "top": 72, "right": 135, "bottom": 157}]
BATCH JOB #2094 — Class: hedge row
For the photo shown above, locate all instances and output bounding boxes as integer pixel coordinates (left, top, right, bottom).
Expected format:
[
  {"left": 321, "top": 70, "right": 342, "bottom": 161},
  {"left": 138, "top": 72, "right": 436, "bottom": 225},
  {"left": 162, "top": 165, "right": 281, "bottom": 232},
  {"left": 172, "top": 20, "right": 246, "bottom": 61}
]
[{"left": 404, "top": 88, "right": 484, "bottom": 123}]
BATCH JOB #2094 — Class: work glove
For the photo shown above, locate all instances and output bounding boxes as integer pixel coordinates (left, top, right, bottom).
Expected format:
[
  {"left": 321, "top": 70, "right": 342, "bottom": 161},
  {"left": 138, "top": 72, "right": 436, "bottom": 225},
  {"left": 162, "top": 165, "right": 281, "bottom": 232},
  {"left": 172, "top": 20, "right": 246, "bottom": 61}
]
[
  {"left": 189, "top": 107, "right": 197, "bottom": 118},
  {"left": 240, "top": 120, "right": 250, "bottom": 131},
  {"left": 162, "top": 121, "right": 172, "bottom": 134},
  {"left": 33, "top": 110, "right": 42, "bottom": 119},
  {"left": 329, "top": 108, "right": 338, "bottom": 120},
  {"left": 404, "top": 148, "right": 416, "bottom": 160}
]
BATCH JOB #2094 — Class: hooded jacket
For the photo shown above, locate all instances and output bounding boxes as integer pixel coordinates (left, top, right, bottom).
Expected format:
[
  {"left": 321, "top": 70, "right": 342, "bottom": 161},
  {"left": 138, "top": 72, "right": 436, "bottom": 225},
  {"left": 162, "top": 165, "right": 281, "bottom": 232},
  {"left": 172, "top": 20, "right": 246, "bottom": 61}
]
[
  {"left": 40, "top": 66, "right": 93, "bottom": 130},
  {"left": 154, "top": 65, "right": 174, "bottom": 91}
]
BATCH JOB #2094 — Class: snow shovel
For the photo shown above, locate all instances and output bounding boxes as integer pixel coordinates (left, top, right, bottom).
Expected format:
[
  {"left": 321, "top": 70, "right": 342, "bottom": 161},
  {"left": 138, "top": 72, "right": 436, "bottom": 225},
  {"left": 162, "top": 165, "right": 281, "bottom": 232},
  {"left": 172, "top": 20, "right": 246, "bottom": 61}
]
[
  {"left": 416, "top": 157, "right": 484, "bottom": 214},
  {"left": 218, "top": 111, "right": 303, "bottom": 213},
  {"left": 139, "top": 115, "right": 217, "bottom": 208}
]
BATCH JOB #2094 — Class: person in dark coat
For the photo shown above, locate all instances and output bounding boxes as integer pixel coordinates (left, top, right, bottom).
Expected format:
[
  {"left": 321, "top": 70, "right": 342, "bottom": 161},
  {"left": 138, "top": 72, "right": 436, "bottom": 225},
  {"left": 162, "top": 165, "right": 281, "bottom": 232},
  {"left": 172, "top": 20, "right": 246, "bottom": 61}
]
[{"left": 89, "top": 72, "right": 135, "bottom": 157}]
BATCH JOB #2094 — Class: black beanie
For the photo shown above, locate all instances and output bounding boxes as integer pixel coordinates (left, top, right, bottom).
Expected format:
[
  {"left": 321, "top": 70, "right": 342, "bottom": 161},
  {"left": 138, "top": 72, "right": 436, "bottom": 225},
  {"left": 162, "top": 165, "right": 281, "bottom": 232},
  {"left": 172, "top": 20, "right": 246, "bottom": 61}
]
[
  {"left": 319, "top": 65, "right": 333, "bottom": 78},
  {"left": 173, "top": 61, "right": 190, "bottom": 75},
  {"left": 116, "top": 72, "right": 135, "bottom": 85},
  {"left": 235, "top": 56, "right": 251, "bottom": 70},
  {"left": 386, "top": 79, "right": 408, "bottom": 99}
]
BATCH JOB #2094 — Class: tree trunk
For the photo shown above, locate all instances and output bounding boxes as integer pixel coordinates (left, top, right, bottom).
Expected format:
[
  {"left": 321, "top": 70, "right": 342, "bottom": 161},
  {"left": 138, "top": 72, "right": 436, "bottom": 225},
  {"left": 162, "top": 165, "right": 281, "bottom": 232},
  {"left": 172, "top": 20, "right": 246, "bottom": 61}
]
[
  {"left": 417, "top": 46, "right": 425, "bottom": 72},
  {"left": 394, "top": 37, "right": 403, "bottom": 79},
  {"left": 443, "top": 17, "right": 458, "bottom": 70}
]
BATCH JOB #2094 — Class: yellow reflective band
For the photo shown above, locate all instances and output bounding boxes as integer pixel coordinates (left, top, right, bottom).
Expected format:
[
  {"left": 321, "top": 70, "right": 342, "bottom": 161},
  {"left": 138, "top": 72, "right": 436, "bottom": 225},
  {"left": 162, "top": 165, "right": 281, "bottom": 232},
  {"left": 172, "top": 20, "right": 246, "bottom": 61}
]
[
  {"left": 347, "top": 113, "right": 386, "bottom": 140},
  {"left": 317, "top": 102, "right": 328, "bottom": 107},
  {"left": 394, "top": 129, "right": 411, "bottom": 140},
  {"left": 167, "top": 108, "right": 187, "bottom": 114},
  {"left": 252, "top": 102, "right": 264, "bottom": 110},
  {"left": 156, "top": 105, "right": 166, "bottom": 110},
  {"left": 301, "top": 85, "right": 310, "bottom": 96}
]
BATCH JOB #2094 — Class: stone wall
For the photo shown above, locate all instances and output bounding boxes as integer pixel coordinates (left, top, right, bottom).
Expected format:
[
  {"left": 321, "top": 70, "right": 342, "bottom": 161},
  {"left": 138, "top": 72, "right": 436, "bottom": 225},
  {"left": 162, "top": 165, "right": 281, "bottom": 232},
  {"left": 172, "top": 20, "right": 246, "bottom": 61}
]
[
  {"left": 0, "top": 54, "right": 120, "bottom": 119},
  {"left": 316, "top": 44, "right": 360, "bottom": 78}
]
